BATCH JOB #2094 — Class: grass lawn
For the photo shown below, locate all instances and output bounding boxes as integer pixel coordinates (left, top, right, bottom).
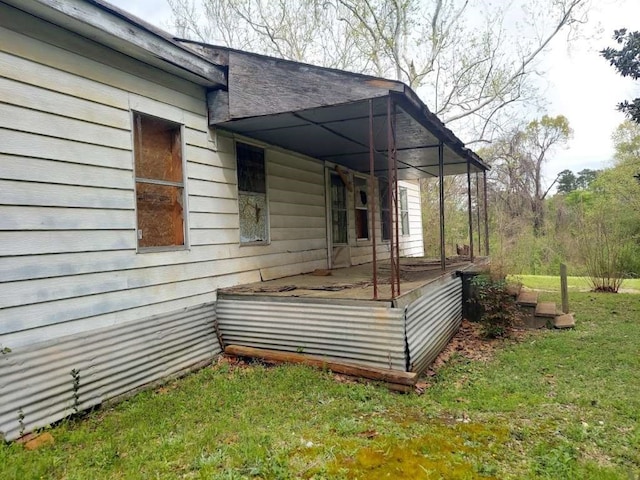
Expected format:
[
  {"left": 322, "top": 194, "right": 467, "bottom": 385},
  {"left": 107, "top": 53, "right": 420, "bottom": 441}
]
[{"left": 2, "top": 289, "right": 639, "bottom": 479}]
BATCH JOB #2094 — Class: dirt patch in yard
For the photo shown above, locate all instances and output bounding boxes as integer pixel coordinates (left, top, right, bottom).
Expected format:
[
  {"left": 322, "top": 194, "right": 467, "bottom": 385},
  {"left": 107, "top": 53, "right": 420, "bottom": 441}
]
[{"left": 415, "top": 320, "right": 530, "bottom": 392}]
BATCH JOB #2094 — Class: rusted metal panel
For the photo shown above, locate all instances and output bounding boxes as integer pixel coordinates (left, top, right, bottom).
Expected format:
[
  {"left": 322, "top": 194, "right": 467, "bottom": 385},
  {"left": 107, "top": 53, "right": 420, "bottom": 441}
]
[
  {"left": 405, "top": 276, "right": 462, "bottom": 375},
  {"left": 0, "top": 303, "right": 219, "bottom": 441},
  {"left": 216, "top": 297, "right": 406, "bottom": 371}
]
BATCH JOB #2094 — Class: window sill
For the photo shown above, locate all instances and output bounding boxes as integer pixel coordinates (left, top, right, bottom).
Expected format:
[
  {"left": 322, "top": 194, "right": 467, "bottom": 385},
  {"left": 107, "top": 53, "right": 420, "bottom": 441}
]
[
  {"left": 240, "top": 240, "right": 271, "bottom": 247},
  {"left": 137, "top": 245, "right": 189, "bottom": 254}
]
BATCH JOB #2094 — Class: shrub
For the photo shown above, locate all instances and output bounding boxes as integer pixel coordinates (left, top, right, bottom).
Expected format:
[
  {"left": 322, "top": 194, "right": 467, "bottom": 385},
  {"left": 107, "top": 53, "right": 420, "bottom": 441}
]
[{"left": 471, "top": 275, "right": 522, "bottom": 338}]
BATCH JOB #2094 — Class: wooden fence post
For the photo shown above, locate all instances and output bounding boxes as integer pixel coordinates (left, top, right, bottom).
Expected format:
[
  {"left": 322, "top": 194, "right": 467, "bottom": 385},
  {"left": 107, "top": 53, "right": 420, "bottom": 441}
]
[{"left": 560, "top": 263, "right": 569, "bottom": 314}]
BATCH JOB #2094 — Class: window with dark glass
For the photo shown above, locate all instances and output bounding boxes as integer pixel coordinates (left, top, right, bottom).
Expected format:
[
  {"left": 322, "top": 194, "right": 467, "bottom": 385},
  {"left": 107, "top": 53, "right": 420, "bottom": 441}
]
[
  {"left": 379, "top": 178, "right": 391, "bottom": 241},
  {"left": 133, "top": 112, "right": 185, "bottom": 249},
  {"left": 331, "top": 172, "right": 348, "bottom": 244},
  {"left": 236, "top": 142, "right": 268, "bottom": 243},
  {"left": 354, "top": 177, "right": 369, "bottom": 240}
]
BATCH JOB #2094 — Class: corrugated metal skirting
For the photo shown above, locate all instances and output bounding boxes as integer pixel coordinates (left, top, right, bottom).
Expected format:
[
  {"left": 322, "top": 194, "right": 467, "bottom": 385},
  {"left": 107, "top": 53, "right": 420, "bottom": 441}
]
[
  {"left": 216, "top": 297, "right": 406, "bottom": 371},
  {"left": 0, "top": 303, "right": 220, "bottom": 441},
  {"left": 405, "top": 276, "right": 463, "bottom": 375}
]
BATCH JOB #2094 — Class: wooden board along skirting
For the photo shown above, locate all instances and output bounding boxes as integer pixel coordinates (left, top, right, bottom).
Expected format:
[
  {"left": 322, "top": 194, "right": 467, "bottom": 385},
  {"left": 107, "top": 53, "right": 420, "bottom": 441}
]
[{"left": 224, "top": 345, "right": 418, "bottom": 391}]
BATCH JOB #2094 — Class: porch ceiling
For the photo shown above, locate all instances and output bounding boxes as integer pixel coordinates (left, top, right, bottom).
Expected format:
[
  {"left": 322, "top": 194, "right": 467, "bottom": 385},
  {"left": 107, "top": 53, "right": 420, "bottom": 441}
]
[{"left": 215, "top": 93, "right": 488, "bottom": 180}]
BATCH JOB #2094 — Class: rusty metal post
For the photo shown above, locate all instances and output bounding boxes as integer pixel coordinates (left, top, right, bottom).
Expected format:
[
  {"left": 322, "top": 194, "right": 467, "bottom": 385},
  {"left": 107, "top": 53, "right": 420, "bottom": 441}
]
[
  {"left": 483, "top": 170, "right": 490, "bottom": 256},
  {"left": 438, "top": 142, "right": 445, "bottom": 271},
  {"left": 467, "top": 159, "right": 474, "bottom": 262},
  {"left": 369, "top": 100, "right": 378, "bottom": 299},
  {"left": 387, "top": 97, "right": 399, "bottom": 298},
  {"left": 392, "top": 101, "right": 400, "bottom": 296},
  {"left": 475, "top": 171, "right": 481, "bottom": 256}
]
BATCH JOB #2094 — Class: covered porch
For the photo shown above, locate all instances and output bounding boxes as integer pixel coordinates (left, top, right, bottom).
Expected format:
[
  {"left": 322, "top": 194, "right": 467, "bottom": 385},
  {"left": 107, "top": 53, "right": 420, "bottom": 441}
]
[
  {"left": 212, "top": 90, "right": 491, "bottom": 297},
  {"left": 195, "top": 44, "right": 491, "bottom": 378}
]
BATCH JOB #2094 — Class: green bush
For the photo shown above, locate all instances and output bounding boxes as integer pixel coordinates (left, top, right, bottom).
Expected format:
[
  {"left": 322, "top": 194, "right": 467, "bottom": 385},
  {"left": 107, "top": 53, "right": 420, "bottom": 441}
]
[{"left": 471, "top": 275, "right": 522, "bottom": 338}]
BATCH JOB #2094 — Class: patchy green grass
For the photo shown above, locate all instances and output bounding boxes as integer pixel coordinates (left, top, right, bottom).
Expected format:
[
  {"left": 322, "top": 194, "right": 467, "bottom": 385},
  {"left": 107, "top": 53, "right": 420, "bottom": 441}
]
[
  {"left": 2, "top": 291, "right": 639, "bottom": 479},
  {"left": 509, "top": 275, "right": 640, "bottom": 292}
]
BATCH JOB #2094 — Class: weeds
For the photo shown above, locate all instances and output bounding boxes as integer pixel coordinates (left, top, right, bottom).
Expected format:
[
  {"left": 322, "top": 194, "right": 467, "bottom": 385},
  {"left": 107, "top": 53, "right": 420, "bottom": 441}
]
[
  {"left": 70, "top": 369, "right": 81, "bottom": 414},
  {"left": 471, "top": 275, "right": 522, "bottom": 337}
]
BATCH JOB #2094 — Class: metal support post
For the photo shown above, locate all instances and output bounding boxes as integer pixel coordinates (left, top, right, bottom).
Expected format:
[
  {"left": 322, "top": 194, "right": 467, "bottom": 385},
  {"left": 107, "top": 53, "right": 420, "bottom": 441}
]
[
  {"left": 369, "top": 100, "right": 377, "bottom": 299},
  {"left": 475, "top": 172, "right": 481, "bottom": 256},
  {"left": 438, "top": 142, "right": 445, "bottom": 271},
  {"left": 467, "top": 160, "right": 474, "bottom": 262},
  {"left": 387, "top": 97, "right": 400, "bottom": 297},
  {"left": 483, "top": 170, "right": 490, "bottom": 256}
]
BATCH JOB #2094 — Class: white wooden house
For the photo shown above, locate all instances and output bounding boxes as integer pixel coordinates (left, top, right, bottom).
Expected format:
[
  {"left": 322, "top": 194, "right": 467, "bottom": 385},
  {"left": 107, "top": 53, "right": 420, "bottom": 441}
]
[{"left": 0, "top": 0, "right": 488, "bottom": 440}]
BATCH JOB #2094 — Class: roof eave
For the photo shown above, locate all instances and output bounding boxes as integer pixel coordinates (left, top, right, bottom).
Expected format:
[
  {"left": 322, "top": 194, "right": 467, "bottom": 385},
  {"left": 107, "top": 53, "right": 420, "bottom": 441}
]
[{"left": 5, "top": 0, "right": 226, "bottom": 88}]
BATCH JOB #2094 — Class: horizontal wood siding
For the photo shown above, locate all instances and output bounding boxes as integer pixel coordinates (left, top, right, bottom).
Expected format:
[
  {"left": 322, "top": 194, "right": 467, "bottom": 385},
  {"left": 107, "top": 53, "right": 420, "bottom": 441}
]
[
  {"left": 0, "top": 5, "right": 323, "bottom": 348},
  {"left": 399, "top": 180, "right": 425, "bottom": 257},
  {"left": 348, "top": 178, "right": 423, "bottom": 265}
]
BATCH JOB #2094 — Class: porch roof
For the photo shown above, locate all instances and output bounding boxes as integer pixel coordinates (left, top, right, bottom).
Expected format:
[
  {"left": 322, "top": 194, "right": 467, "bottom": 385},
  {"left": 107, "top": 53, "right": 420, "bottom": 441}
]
[
  {"left": 215, "top": 93, "right": 488, "bottom": 180},
  {"left": 184, "top": 42, "right": 488, "bottom": 179}
]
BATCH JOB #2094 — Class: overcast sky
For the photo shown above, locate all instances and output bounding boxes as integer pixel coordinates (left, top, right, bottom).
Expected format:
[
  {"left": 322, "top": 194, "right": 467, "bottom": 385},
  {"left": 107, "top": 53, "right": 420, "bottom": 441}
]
[{"left": 110, "top": 0, "right": 640, "bottom": 179}]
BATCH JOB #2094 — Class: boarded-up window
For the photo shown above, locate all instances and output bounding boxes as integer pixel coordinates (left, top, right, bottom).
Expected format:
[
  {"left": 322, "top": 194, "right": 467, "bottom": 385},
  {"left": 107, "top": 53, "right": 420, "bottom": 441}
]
[
  {"left": 400, "top": 187, "right": 410, "bottom": 236},
  {"left": 379, "top": 179, "right": 391, "bottom": 241},
  {"left": 331, "top": 172, "right": 348, "bottom": 244},
  {"left": 237, "top": 142, "right": 268, "bottom": 243},
  {"left": 133, "top": 113, "right": 185, "bottom": 249},
  {"left": 354, "top": 177, "right": 369, "bottom": 240}
]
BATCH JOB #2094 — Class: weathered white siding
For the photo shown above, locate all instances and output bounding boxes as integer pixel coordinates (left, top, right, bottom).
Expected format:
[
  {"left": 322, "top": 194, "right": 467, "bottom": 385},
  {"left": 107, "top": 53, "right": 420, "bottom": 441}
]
[
  {"left": 398, "top": 180, "right": 425, "bottom": 257},
  {"left": 215, "top": 133, "right": 329, "bottom": 281},
  {"left": 345, "top": 176, "right": 424, "bottom": 266},
  {"left": 0, "top": 4, "right": 325, "bottom": 351},
  {"left": 0, "top": 1, "right": 333, "bottom": 440}
]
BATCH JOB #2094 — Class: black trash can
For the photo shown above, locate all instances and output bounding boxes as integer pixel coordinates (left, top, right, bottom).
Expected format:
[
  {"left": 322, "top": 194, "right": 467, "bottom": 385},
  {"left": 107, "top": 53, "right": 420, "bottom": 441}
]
[{"left": 456, "top": 269, "right": 487, "bottom": 322}]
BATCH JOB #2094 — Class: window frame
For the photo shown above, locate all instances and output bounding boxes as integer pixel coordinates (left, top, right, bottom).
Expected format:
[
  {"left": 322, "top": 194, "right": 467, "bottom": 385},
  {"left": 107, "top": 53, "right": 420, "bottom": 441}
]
[
  {"left": 132, "top": 111, "right": 189, "bottom": 253},
  {"left": 330, "top": 171, "right": 349, "bottom": 245},
  {"left": 236, "top": 141, "right": 270, "bottom": 246},
  {"left": 354, "top": 175, "right": 370, "bottom": 241},
  {"left": 399, "top": 186, "right": 410, "bottom": 236},
  {"left": 379, "top": 178, "right": 391, "bottom": 242}
]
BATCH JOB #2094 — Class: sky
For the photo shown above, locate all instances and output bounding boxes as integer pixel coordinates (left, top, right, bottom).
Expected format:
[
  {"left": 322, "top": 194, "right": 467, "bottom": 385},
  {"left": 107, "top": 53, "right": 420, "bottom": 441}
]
[{"left": 110, "top": 0, "right": 640, "bottom": 179}]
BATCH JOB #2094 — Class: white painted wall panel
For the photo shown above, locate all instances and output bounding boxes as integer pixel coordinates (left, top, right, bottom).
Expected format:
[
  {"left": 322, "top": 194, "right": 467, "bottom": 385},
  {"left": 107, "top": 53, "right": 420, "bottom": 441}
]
[
  {"left": 0, "top": 3, "right": 330, "bottom": 351},
  {"left": 399, "top": 180, "right": 425, "bottom": 257}
]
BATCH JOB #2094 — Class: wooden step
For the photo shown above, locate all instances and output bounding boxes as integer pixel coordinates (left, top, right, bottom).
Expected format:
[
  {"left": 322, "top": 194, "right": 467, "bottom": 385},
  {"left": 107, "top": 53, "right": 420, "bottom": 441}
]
[
  {"left": 516, "top": 290, "right": 538, "bottom": 307},
  {"left": 520, "top": 316, "right": 548, "bottom": 329},
  {"left": 554, "top": 313, "right": 576, "bottom": 329},
  {"left": 535, "top": 301, "right": 558, "bottom": 318}
]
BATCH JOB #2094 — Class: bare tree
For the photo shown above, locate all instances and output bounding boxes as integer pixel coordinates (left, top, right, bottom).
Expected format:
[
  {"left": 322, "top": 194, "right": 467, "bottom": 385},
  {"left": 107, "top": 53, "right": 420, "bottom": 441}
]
[
  {"left": 483, "top": 115, "right": 572, "bottom": 235},
  {"left": 167, "top": 0, "right": 590, "bottom": 144}
]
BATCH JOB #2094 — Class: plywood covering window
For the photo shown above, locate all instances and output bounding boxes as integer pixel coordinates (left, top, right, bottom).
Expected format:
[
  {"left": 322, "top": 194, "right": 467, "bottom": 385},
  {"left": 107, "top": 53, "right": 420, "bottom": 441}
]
[
  {"left": 379, "top": 179, "right": 391, "bottom": 241},
  {"left": 400, "top": 186, "right": 410, "bottom": 236},
  {"left": 354, "top": 176, "right": 369, "bottom": 240},
  {"left": 236, "top": 142, "right": 268, "bottom": 244},
  {"left": 330, "top": 172, "right": 348, "bottom": 244},
  {"left": 133, "top": 112, "right": 185, "bottom": 249}
]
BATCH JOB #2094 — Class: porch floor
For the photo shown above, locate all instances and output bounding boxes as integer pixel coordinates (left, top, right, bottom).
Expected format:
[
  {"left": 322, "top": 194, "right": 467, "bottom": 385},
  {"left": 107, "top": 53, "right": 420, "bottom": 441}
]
[{"left": 219, "top": 256, "right": 486, "bottom": 304}]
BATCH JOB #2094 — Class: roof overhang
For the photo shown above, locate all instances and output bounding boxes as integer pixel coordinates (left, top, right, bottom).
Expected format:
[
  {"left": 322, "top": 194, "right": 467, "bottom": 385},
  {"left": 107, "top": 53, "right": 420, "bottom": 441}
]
[
  {"left": 3, "top": 0, "right": 226, "bottom": 88},
  {"left": 215, "top": 93, "right": 488, "bottom": 179}
]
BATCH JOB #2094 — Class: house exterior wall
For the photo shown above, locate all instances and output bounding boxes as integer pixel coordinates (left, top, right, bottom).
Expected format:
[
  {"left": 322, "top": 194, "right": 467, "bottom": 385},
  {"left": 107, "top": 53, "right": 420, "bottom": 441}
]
[
  {"left": 0, "top": 4, "right": 331, "bottom": 350},
  {"left": 348, "top": 178, "right": 425, "bottom": 266},
  {"left": 0, "top": 3, "right": 329, "bottom": 441},
  {"left": 0, "top": 7, "right": 227, "bottom": 348},
  {"left": 216, "top": 134, "right": 329, "bottom": 282},
  {"left": 398, "top": 179, "right": 425, "bottom": 257}
]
